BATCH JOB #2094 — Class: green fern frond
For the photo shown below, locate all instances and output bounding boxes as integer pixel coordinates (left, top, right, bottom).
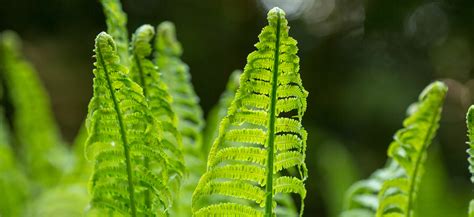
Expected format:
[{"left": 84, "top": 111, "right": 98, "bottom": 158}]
[
  {"left": 154, "top": 21, "right": 206, "bottom": 217},
  {"left": 27, "top": 184, "right": 88, "bottom": 217},
  {"left": 0, "top": 31, "right": 68, "bottom": 188},
  {"left": 466, "top": 105, "right": 474, "bottom": 217},
  {"left": 203, "top": 70, "right": 241, "bottom": 158},
  {"left": 99, "top": 0, "right": 129, "bottom": 66},
  {"left": 192, "top": 7, "right": 308, "bottom": 217},
  {"left": 0, "top": 99, "right": 28, "bottom": 217},
  {"left": 341, "top": 161, "right": 404, "bottom": 217},
  {"left": 374, "top": 81, "right": 447, "bottom": 217},
  {"left": 130, "top": 24, "right": 185, "bottom": 192},
  {"left": 85, "top": 32, "right": 172, "bottom": 216},
  {"left": 154, "top": 21, "right": 205, "bottom": 150}
]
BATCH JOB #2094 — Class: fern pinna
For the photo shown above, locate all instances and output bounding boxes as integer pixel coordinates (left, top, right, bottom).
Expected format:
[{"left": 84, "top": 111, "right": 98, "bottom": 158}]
[
  {"left": 192, "top": 7, "right": 308, "bottom": 217},
  {"left": 85, "top": 32, "right": 173, "bottom": 216},
  {"left": 466, "top": 106, "right": 474, "bottom": 217},
  {"left": 342, "top": 81, "right": 447, "bottom": 217}
]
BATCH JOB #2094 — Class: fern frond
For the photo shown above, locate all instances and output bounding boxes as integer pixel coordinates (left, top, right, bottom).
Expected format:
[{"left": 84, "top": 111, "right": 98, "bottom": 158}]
[
  {"left": 341, "top": 161, "right": 404, "bottom": 217},
  {"left": 374, "top": 81, "right": 447, "bottom": 217},
  {"left": 0, "top": 31, "right": 68, "bottom": 188},
  {"left": 85, "top": 32, "right": 172, "bottom": 216},
  {"left": 154, "top": 21, "right": 205, "bottom": 150},
  {"left": 203, "top": 70, "right": 241, "bottom": 158},
  {"left": 466, "top": 105, "right": 474, "bottom": 217},
  {"left": 193, "top": 7, "right": 308, "bottom": 217},
  {"left": 0, "top": 97, "right": 28, "bottom": 217},
  {"left": 130, "top": 24, "right": 185, "bottom": 193},
  {"left": 154, "top": 21, "right": 206, "bottom": 216},
  {"left": 99, "top": 0, "right": 129, "bottom": 66},
  {"left": 27, "top": 184, "right": 88, "bottom": 217}
]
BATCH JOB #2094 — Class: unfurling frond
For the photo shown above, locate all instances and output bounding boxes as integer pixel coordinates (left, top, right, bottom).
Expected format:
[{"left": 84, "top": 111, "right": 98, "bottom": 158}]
[
  {"left": 466, "top": 106, "right": 474, "bottom": 217},
  {"left": 85, "top": 32, "right": 172, "bottom": 216},
  {"left": 130, "top": 24, "right": 185, "bottom": 193},
  {"left": 193, "top": 7, "right": 308, "bottom": 217},
  {"left": 374, "top": 82, "right": 447, "bottom": 217},
  {"left": 0, "top": 31, "right": 67, "bottom": 188},
  {"left": 203, "top": 70, "right": 241, "bottom": 158},
  {"left": 99, "top": 0, "right": 129, "bottom": 65},
  {"left": 154, "top": 21, "right": 206, "bottom": 217}
]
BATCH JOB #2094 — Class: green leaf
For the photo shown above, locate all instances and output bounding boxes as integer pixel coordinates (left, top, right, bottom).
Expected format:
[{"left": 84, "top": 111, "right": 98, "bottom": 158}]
[
  {"left": 203, "top": 70, "right": 241, "bottom": 159},
  {"left": 129, "top": 24, "right": 185, "bottom": 193},
  {"left": 466, "top": 105, "right": 474, "bottom": 217},
  {"left": 99, "top": 0, "right": 129, "bottom": 66},
  {"left": 85, "top": 32, "right": 172, "bottom": 216},
  {"left": 0, "top": 89, "right": 28, "bottom": 217},
  {"left": 154, "top": 21, "right": 206, "bottom": 217},
  {"left": 341, "top": 161, "right": 404, "bottom": 217},
  {"left": 342, "top": 81, "right": 447, "bottom": 217},
  {"left": 192, "top": 7, "right": 308, "bottom": 217},
  {"left": 0, "top": 31, "right": 67, "bottom": 188},
  {"left": 375, "top": 81, "right": 447, "bottom": 217}
]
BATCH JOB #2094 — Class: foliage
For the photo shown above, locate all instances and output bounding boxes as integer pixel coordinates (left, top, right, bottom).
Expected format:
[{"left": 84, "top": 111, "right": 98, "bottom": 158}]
[
  {"left": 342, "top": 81, "right": 448, "bottom": 217},
  {"left": 202, "top": 70, "right": 241, "bottom": 157},
  {"left": 154, "top": 21, "right": 207, "bottom": 217},
  {"left": 84, "top": 32, "right": 175, "bottom": 216},
  {"left": 467, "top": 106, "right": 474, "bottom": 217},
  {"left": 192, "top": 8, "right": 308, "bottom": 217},
  {"left": 0, "top": 31, "right": 68, "bottom": 189}
]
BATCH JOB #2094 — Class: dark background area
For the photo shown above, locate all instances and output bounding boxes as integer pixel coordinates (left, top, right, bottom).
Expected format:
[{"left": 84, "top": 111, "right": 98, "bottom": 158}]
[{"left": 1, "top": 0, "right": 474, "bottom": 216}]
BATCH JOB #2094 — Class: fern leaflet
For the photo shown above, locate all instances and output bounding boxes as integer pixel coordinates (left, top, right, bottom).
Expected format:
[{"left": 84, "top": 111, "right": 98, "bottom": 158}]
[
  {"left": 202, "top": 70, "right": 241, "bottom": 159},
  {"left": 192, "top": 7, "right": 308, "bottom": 217}
]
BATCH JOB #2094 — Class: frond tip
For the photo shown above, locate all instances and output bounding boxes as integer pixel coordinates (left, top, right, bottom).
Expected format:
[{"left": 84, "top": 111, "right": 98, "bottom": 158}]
[{"left": 193, "top": 7, "right": 308, "bottom": 217}]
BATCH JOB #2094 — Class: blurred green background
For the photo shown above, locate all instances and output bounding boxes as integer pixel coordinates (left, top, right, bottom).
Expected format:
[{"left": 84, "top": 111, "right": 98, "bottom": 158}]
[{"left": 1, "top": 0, "right": 474, "bottom": 216}]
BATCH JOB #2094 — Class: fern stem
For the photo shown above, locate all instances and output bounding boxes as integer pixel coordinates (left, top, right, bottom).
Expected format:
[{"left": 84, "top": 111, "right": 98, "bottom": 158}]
[
  {"left": 264, "top": 11, "right": 281, "bottom": 217},
  {"left": 406, "top": 101, "right": 442, "bottom": 217},
  {"left": 133, "top": 56, "right": 152, "bottom": 213},
  {"left": 98, "top": 44, "right": 137, "bottom": 217}
]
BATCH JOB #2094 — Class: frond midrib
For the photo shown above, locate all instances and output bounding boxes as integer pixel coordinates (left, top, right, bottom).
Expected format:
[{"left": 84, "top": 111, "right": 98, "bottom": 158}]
[
  {"left": 264, "top": 12, "right": 281, "bottom": 217},
  {"left": 406, "top": 101, "right": 442, "bottom": 217},
  {"left": 97, "top": 43, "right": 137, "bottom": 217}
]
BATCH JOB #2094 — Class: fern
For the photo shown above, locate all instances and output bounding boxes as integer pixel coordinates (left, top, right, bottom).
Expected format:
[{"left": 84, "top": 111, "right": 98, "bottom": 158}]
[
  {"left": 99, "top": 0, "right": 129, "bottom": 65},
  {"left": 466, "top": 106, "right": 474, "bottom": 217},
  {"left": 154, "top": 21, "right": 206, "bottom": 216},
  {"left": 154, "top": 21, "right": 205, "bottom": 150},
  {"left": 341, "top": 161, "right": 404, "bottom": 217},
  {"left": 192, "top": 7, "right": 308, "bottom": 217},
  {"left": 0, "top": 89, "right": 28, "bottom": 217},
  {"left": 129, "top": 24, "right": 185, "bottom": 192},
  {"left": 203, "top": 70, "right": 241, "bottom": 158},
  {"left": 375, "top": 81, "right": 446, "bottom": 217},
  {"left": 342, "top": 82, "right": 447, "bottom": 217},
  {"left": 85, "top": 32, "right": 172, "bottom": 216},
  {"left": 0, "top": 31, "right": 68, "bottom": 189}
]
